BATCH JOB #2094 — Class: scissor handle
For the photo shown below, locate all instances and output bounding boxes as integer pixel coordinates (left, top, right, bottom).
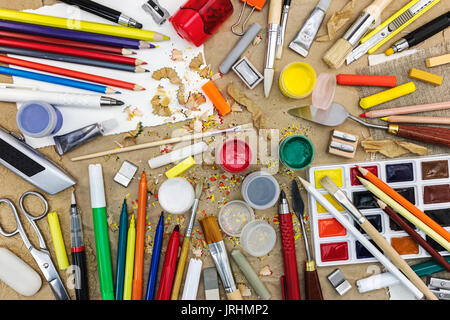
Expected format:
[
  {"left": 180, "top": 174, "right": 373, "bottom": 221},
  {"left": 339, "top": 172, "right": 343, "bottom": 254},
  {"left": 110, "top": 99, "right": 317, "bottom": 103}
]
[
  {"left": 0, "top": 198, "right": 21, "bottom": 237},
  {"left": 19, "top": 191, "right": 49, "bottom": 250}
]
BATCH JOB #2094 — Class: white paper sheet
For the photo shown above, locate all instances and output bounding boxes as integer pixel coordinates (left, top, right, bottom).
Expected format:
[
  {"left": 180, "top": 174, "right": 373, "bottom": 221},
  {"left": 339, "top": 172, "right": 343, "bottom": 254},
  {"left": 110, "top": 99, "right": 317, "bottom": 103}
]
[{"left": 10, "top": 1, "right": 213, "bottom": 148}]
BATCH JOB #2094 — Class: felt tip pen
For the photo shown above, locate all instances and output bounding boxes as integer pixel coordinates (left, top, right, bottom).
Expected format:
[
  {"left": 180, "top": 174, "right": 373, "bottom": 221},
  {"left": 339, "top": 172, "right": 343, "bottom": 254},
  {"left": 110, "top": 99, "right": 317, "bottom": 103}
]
[
  {"left": 70, "top": 191, "right": 89, "bottom": 300},
  {"left": 88, "top": 164, "right": 114, "bottom": 300},
  {"left": 115, "top": 199, "right": 128, "bottom": 300},
  {"left": 145, "top": 212, "right": 164, "bottom": 300},
  {"left": 156, "top": 225, "right": 180, "bottom": 300},
  {"left": 123, "top": 214, "right": 136, "bottom": 300}
]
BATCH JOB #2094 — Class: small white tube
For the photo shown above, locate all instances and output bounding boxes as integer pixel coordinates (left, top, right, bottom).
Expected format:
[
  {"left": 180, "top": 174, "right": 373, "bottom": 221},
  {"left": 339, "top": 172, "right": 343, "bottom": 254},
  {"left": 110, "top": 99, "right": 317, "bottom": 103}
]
[
  {"left": 181, "top": 258, "right": 203, "bottom": 300},
  {"left": 148, "top": 142, "right": 208, "bottom": 169},
  {"left": 357, "top": 272, "right": 401, "bottom": 293},
  {"left": 88, "top": 164, "right": 106, "bottom": 208}
]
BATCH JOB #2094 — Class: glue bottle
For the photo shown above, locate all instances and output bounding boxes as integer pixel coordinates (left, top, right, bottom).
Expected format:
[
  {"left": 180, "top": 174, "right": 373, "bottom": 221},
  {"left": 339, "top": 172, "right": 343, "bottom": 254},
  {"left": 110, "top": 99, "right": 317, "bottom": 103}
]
[{"left": 170, "top": 0, "right": 234, "bottom": 46}]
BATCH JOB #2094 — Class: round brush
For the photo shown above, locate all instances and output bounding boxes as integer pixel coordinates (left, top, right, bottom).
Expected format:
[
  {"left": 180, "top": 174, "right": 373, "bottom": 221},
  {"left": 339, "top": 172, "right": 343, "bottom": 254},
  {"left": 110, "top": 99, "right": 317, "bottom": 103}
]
[
  {"left": 323, "top": 0, "right": 393, "bottom": 69},
  {"left": 200, "top": 216, "right": 243, "bottom": 300}
]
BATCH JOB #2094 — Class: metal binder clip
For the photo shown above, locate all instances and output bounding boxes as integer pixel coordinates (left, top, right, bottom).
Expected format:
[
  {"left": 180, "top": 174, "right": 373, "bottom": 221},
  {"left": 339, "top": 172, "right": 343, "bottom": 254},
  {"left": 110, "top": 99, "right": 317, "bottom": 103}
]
[
  {"left": 142, "top": 0, "right": 170, "bottom": 25},
  {"left": 231, "top": 0, "right": 267, "bottom": 36}
]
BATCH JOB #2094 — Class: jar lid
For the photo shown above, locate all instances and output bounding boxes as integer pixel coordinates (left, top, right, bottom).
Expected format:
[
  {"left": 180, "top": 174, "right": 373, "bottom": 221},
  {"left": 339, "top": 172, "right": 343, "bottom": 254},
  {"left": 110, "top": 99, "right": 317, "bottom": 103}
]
[
  {"left": 240, "top": 220, "right": 276, "bottom": 257},
  {"left": 218, "top": 200, "right": 255, "bottom": 237},
  {"left": 241, "top": 171, "right": 280, "bottom": 210},
  {"left": 312, "top": 73, "right": 336, "bottom": 110},
  {"left": 158, "top": 177, "right": 194, "bottom": 214},
  {"left": 16, "top": 101, "right": 59, "bottom": 138}
]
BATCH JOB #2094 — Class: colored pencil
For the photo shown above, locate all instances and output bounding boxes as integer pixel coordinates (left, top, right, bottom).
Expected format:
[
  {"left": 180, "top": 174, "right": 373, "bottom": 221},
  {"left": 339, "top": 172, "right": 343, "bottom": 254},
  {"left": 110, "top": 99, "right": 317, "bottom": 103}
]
[
  {"left": 380, "top": 115, "right": 450, "bottom": 125},
  {"left": 375, "top": 197, "right": 450, "bottom": 272},
  {"left": 123, "top": 214, "right": 136, "bottom": 300},
  {"left": 156, "top": 225, "right": 181, "bottom": 300},
  {"left": 360, "top": 101, "right": 450, "bottom": 118},
  {"left": 0, "top": 45, "right": 148, "bottom": 73},
  {"left": 132, "top": 172, "right": 147, "bottom": 300},
  {"left": 0, "top": 30, "right": 134, "bottom": 55},
  {"left": 0, "top": 55, "right": 144, "bottom": 91},
  {"left": 357, "top": 166, "right": 450, "bottom": 243},
  {"left": 0, "top": 38, "right": 145, "bottom": 66},
  {"left": 115, "top": 199, "right": 129, "bottom": 300},
  {"left": 145, "top": 212, "right": 164, "bottom": 300},
  {"left": 357, "top": 176, "right": 450, "bottom": 252},
  {"left": 0, "top": 65, "right": 119, "bottom": 94},
  {"left": 0, "top": 20, "right": 154, "bottom": 49},
  {"left": 0, "top": 8, "right": 170, "bottom": 42}
]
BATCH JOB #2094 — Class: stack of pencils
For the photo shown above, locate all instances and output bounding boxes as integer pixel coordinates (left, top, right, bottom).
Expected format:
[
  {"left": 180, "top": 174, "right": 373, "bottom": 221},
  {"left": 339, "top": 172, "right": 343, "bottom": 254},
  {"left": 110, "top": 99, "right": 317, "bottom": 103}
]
[{"left": 0, "top": 8, "right": 170, "bottom": 93}]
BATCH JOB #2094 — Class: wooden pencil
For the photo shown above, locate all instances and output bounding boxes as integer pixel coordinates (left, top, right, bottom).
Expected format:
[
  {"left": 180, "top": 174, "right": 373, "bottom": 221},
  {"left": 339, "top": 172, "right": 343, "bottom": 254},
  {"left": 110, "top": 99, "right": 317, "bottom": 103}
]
[
  {"left": 381, "top": 115, "right": 450, "bottom": 125},
  {"left": 0, "top": 37, "right": 145, "bottom": 66},
  {"left": 360, "top": 101, "right": 450, "bottom": 118},
  {"left": 0, "top": 55, "right": 144, "bottom": 91}
]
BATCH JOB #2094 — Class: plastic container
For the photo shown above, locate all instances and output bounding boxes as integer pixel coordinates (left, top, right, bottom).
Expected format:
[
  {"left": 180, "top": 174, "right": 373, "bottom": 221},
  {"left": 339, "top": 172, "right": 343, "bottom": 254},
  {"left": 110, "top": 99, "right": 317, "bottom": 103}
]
[
  {"left": 240, "top": 220, "right": 277, "bottom": 257},
  {"left": 312, "top": 73, "right": 336, "bottom": 110},
  {"left": 218, "top": 200, "right": 255, "bottom": 237},
  {"left": 170, "top": 0, "right": 234, "bottom": 47},
  {"left": 278, "top": 62, "right": 316, "bottom": 99},
  {"left": 16, "top": 101, "right": 63, "bottom": 137},
  {"left": 279, "top": 135, "right": 315, "bottom": 170},
  {"left": 241, "top": 171, "right": 280, "bottom": 210},
  {"left": 217, "top": 138, "right": 253, "bottom": 174},
  {"left": 158, "top": 177, "right": 195, "bottom": 214}
]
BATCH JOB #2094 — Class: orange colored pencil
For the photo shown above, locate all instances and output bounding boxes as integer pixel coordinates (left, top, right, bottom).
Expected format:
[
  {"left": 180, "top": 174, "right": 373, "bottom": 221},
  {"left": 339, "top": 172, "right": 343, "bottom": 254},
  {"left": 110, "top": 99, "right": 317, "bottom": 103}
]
[
  {"left": 132, "top": 171, "right": 147, "bottom": 300},
  {"left": 357, "top": 166, "right": 450, "bottom": 243},
  {"left": 0, "top": 55, "right": 144, "bottom": 91}
]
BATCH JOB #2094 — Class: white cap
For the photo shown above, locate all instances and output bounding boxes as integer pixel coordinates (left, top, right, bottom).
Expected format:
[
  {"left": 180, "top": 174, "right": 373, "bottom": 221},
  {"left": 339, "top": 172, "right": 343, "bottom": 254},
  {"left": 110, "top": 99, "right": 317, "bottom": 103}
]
[
  {"left": 317, "top": 0, "right": 331, "bottom": 11},
  {"left": 100, "top": 118, "right": 118, "bottom": 133},
  {"left": 89, "top": 164, "right": 106, "bottom": 208}
]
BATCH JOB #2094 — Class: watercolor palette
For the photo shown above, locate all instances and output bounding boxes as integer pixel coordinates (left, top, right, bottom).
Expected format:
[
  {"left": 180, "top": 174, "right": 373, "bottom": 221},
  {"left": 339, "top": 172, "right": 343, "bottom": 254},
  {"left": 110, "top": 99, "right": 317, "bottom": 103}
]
[{"left": 307, "top": 155, "right": 450, "bottom": 267}]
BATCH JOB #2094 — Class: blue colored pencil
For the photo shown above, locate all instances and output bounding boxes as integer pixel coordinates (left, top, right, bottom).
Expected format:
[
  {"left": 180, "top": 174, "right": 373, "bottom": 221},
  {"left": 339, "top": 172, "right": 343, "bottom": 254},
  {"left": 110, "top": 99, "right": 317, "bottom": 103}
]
[
  {"left": 0, "top": 65, "right": 120, "bottom": 94},
  {"left": 115, "top": 199, "right": 128, "bottom": 300},
  {"left": 145, "top": 212, "right": 164, "bottom": 300}
]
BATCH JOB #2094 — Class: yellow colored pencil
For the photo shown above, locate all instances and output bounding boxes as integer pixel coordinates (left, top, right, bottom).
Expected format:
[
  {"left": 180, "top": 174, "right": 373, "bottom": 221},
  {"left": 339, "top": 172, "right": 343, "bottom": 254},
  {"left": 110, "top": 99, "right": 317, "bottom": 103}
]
[
  {"left": 358, "top": 177, "right": 450, "bottom": 251},
  {"left": 0, "top": 8, "right": 170, "bottom": 42},
  {"left": 123, "top": 214, "right": 136, "bottom": 300}
]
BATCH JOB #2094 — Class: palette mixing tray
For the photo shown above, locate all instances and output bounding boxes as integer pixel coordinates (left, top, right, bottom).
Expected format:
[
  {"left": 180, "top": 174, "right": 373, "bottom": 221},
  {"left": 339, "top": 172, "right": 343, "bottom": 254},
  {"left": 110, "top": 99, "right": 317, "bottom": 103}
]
[{"left": 307, "top": 155, "right": 450, "bottom": 267}]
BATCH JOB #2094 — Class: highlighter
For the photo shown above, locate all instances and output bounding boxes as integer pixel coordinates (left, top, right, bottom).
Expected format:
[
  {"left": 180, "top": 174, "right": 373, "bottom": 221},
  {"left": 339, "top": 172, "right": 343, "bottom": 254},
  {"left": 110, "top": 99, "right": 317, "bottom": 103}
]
[
  {"left": 202, "top": 80, "right": 231, "bottom": 116},
  {"left": 360, "top": 82, "right": 416, "bottom": 109},
  {"left": 47, "top": 211, "right": 70, "bottom": 270},
  {"left": 88, "top": 164, "right": 114, "bottom": 300}
]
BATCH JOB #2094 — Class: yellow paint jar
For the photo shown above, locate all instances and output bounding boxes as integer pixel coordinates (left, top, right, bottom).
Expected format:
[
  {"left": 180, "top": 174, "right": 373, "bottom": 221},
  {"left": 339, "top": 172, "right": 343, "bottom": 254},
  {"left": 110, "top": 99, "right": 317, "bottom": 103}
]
[{"left": 279, "top": 62, "right": 316, "bottom": 99}]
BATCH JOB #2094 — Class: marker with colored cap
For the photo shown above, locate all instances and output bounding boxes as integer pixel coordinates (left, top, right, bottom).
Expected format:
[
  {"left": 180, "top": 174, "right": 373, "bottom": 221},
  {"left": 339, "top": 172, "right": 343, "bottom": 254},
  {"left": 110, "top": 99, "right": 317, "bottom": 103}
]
[{"left": 89, "top": 164, "right": 114, "bottom": 300}]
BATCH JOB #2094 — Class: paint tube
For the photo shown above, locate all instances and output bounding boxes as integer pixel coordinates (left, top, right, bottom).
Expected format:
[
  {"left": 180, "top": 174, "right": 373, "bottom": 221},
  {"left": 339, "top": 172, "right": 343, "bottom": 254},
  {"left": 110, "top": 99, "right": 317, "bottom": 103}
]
[
  {"left": 53, "top": 118, "right": 118, "bottom": 155},
  {"left": 288, "top": 0, "right": 331, "bottom": 57}
]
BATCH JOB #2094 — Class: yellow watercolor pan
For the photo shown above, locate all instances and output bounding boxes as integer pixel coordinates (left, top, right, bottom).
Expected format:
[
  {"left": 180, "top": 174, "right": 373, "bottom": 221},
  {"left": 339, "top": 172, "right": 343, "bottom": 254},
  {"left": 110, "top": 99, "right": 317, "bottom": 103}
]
[
  {"left": 317, "top": 193, "right": 345, "bottom": 213},
  {"left": 314, "top": 168, "right": 344, "bottom": 189}
]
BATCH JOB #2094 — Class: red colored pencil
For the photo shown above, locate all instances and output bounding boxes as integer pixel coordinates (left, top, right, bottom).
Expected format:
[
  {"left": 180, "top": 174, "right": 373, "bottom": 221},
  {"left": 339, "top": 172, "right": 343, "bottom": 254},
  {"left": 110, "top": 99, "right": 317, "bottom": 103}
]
[
  {"left": 0, "top": 55, "right": 144, "bottom": 91},
  {"left": 156, "top": 225, "right": 180, "bottom": 300},
  {"left": 0, "top": 38, "right": 145, "bottom": 66},
  {"left": 0, "top": 30, "right": 135, "bottom": 56}
]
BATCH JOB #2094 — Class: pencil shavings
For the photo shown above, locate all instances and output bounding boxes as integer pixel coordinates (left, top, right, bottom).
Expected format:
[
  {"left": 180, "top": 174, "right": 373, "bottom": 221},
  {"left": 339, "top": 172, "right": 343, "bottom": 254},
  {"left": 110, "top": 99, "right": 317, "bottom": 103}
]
[
  {"left": 191, "top": 238, "right": 204, "bottom": 258},
  {"left": 258, "top": 265, "right": 273, "bottom": 276},
  {"left": 177, "top": 84, "right": 188, "bottom": 105},
  {"left": 396, "top": 140, "right": 429, "bottom": 155},
  {"left": 361, "top": 137, "right": 429, "bottom": 158},
  {"left": 199, "top": 64, "right": 213, "bottom": 79},
  {"left": 171, "top": 49, "right": 184, "bottom": 61},
  {"left": 123, "top": 106, "right": 143, "bottom": 121},
  {"left": 238, "top": 283, "right": 252, "bottom": 297},
  {"left": 107, "top": 215, "right": 118, "bottom": 232},
  {"left": 231, "top": 102, "right": 243, "bottom": 112},
  {"left": 189, "top": 53, "right": 204, "bottom": 71},
  {"left": 317, "top": 0, "right": 356, "bottom": 42},
  {"left": 185, "top": 92, "right": 206, "bottom": 111},
  {"left": 123, "top": 121, "right": 144, "bottom": 144},
  {"left": 227, "top": 83, "right": 264, "bottom": 129},
  {"left": 152, "top": 67, "right": 182, "bottom": 85},
  {"left": 151, "top": 85, "right": 172, "bottom": 117}
]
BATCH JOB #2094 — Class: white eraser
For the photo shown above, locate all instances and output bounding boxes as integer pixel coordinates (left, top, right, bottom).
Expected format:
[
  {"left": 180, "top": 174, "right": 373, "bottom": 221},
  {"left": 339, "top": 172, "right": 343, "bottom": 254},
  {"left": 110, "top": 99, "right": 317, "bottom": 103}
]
[{"left": 0, "top": 248, "right": 42, "bottom": 296}]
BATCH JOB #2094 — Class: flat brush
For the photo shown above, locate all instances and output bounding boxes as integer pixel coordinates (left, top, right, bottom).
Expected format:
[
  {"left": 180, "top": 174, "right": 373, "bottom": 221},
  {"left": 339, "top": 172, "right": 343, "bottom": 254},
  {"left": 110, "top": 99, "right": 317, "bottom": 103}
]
[
  {"left": 200, "top": 216, "right": 242, "bottom": 300},
  {"left": 320, "top": 175, "right": 437, "bottom": 300},
  {"left": 323, "top": 0, "right": 393, "bottom": 69},
  {"left": 171, "top": 180, "right": 203, "bottom": 300}
]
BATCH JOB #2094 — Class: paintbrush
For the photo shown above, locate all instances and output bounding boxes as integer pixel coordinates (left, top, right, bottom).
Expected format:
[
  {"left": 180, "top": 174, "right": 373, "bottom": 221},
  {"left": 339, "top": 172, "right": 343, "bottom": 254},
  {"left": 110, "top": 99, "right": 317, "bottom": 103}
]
[
  {"left": 323, "top": 0, "right": 393, "bottom": 69},
  {"left": 320, "top": 175, "right": 438, "bottom": 300},
  {"left": 291, "top": 179, "right": 323, "bottom": 300},
  {"left": 170, "top": 180, "right": 203, "bottom": 300},
  {"left": 200, "top": 216, "right": 242, "bottom": 300}
]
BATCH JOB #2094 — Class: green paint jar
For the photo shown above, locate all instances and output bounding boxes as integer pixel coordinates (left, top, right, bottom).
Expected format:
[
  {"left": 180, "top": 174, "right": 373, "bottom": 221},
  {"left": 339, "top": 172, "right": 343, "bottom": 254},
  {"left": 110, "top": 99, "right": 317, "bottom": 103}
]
[{"left": 279, "top": 135, "right": 314, "bottom": 170}]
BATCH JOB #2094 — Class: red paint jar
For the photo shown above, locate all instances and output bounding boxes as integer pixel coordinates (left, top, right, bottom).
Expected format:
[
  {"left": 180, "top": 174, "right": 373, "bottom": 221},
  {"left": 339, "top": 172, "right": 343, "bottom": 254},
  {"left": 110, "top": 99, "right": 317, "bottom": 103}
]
[
  {"left": 218, "top": 138, "right": 252, "bottom": 173},
  {"left": 170, "top": 0, "right": 234, "bottom": 46}
]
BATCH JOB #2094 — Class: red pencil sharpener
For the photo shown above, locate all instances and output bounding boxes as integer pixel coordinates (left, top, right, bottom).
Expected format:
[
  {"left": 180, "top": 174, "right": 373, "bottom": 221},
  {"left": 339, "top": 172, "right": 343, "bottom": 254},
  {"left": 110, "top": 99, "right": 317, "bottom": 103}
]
[{"left": 170, "top": 0, "right": 234, "bottom": 47}]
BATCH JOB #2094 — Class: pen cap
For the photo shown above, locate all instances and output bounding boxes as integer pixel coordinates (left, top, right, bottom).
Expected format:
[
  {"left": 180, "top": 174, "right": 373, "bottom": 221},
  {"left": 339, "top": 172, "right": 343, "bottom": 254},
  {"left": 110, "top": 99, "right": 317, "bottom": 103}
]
[
  {"left": 88, "top": 164, "right": 106, "bottom": 208},
  {"left": 202, "top": 80, "right": 231, "bottom": 116},
  {"left": 317, "top": 0, "right": 331, "bottom": 12}
]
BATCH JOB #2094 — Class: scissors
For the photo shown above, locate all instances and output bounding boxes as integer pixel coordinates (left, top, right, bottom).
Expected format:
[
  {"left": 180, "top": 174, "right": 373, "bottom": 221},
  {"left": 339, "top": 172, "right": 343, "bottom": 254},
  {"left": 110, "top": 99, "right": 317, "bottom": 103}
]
[{"left": 0, "top": 191, "right": 70, "bottom": 300}]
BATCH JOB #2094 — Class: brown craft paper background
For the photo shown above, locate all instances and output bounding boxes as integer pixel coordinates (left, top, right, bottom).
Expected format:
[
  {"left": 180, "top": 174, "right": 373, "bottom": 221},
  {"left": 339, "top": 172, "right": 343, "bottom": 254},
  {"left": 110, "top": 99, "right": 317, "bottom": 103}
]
[{"left": 0, "top": 0, "right": 449, "bottom": 300}]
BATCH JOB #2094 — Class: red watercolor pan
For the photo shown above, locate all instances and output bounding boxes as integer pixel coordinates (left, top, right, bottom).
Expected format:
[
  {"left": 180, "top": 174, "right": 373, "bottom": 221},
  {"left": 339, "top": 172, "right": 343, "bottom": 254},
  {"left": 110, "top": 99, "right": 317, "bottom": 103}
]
[
  {"left": 320, "top": 242, "right": 349, "bottom": 262},
  {"left": 350, "top": 165, "right": 378, "bottom": 186}
]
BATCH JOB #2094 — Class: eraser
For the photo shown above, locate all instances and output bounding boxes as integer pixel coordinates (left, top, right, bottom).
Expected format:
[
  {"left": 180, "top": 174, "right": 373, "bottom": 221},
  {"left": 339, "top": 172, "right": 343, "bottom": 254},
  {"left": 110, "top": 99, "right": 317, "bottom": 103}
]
[
  {"left": 409, "top": 68, "right": 443, "bottom": 86},
  {"left": 47, "top": 211, "right": 70, "bottom": 270},
  {"left": 165, "top": 156, "right": 195, "bottom": 178},
  {"left": 0, "top": 248, "right": 42, "bottom": 296},
  {"left": 203, "top": 267, "right": 220, "bottom": 300},
  {"left": 359, "top": 82, "right": 416, "bottom": 109}
]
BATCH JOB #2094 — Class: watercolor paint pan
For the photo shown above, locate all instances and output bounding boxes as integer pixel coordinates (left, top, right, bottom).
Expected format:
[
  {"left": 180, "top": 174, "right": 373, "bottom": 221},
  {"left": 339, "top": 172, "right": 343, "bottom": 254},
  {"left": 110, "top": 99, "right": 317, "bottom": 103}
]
[{"left": 307, "top": 155, "right": 450, "bottom": 267}]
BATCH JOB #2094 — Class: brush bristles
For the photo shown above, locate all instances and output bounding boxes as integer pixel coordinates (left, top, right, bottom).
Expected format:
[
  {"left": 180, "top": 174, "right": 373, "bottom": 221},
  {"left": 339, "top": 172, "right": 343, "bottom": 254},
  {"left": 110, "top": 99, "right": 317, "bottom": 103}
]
[
  {"left": 200, "top": 216, "right": 223, "bottom": 244},
  {"left": 195, "top": 180, "right": 203, "bottom": 199},
  {"left": 320, "top": 176, "right": 340, "bottom": 194},
  {"left": 323, "top": 38, "right": 354, "bottom": 69}
]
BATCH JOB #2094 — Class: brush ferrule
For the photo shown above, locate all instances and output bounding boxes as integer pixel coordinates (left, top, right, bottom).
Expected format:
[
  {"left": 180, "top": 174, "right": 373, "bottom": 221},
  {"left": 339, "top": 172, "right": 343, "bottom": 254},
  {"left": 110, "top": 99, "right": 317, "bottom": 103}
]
[
  {"left": 332, "top": 190, "right": 365, "bottom": 224},
  {"left": 186, "top": 198, "right": 199, "bottom": 236},
  {"left": 343, "top": 12, "right": 375, "bottom": 46},
  {"left": 208, "top": 241, "right": 237, "bottom": 293},
  {"left": 265, "top": 24, "right": 279, "bottom": 69}
]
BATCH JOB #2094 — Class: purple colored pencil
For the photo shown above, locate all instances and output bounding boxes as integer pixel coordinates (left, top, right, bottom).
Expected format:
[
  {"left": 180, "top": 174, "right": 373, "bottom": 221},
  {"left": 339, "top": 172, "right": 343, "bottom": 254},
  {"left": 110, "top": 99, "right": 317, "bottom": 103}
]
[{"left": 0, "top": 20, "right": 154, "bottom": 49}]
